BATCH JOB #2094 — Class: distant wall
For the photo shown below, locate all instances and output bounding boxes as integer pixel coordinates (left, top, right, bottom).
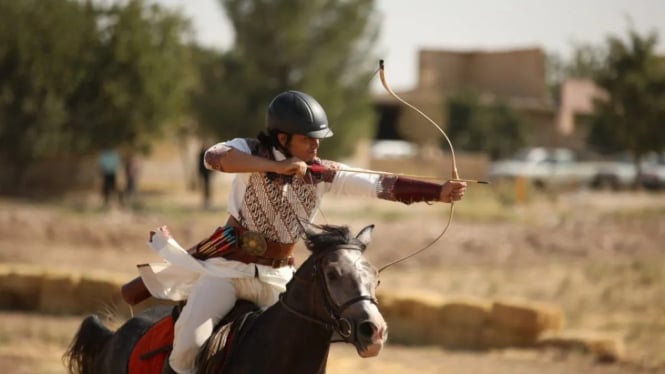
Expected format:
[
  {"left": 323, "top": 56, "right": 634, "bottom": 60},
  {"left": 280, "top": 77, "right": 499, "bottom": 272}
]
[
  {"left": 375, "top": 47, "right": 566, "bottom": 152},
  {"left": 418, "top": 48, "right": 548, "bottom": 100}
]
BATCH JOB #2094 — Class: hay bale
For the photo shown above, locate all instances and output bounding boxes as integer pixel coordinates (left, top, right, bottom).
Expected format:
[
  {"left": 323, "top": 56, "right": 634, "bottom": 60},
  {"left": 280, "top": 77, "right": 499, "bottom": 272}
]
[
  {"left": 438, "top": 325, "right": 482, "bottom": 349},
  {"left": 587, "top": 336, "right": 625, "bottom": 363},
  {"left": 39, "top": 272, "right": 81, "bottom": 314},
  {"left": 383, "top": 297, "right": 421, "bottom": 319},
  {"left": 378, "top": 292, "right": 493, "bottom": 349},
  {"left": 0, "top": 264, "right": 171, "bottom": 316},
  {"left": 383, "top": 317, "right": 433, "bottom": 345},
  {"left": 418, "top": 298, "right": 491, "bottom": 350},
  {"left": 378, "top": 290, "right": 444, "bottom": 319},
  {"left": 539, "top": 332, "right": 625, "bottom": 363},
  {"left": 76, "top": 273, "right": 125, "bottom": 314},
  {"left": 439, "top": 298, "right": 491, "bottom": 328},
  {"left": 489, "top": 300, "right": 564, "bottom": 335},
  {"left": 385, "top": 310, "right": 485, "bottom": 349},
  {"left": 377, "top": 290, "right": 445, "bottom": 345},
  {"left": 0, "top": 265, "right": 44, "bottom": 310},
  {"left": 479, "top": 325, "right": 540, "bottom": 348}
]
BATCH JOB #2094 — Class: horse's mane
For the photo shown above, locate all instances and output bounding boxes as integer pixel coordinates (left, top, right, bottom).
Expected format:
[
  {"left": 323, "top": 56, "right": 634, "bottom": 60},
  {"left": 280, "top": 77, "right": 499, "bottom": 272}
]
[{"left": 303, "top": 224, "right": 360, "bottom": 254}]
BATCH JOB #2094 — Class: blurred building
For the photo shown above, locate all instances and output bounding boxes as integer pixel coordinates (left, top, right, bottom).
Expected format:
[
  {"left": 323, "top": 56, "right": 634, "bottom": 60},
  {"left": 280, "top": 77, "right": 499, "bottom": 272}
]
[
  {"left": 373, "top": 47, "right": 584, "bottom": 152},
  {"left": 555, "top": 78, "right": 607, "bottom": 149}
]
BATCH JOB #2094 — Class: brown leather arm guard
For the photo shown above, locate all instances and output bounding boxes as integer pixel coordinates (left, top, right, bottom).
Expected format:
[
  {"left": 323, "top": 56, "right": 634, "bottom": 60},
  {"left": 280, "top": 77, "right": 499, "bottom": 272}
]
[{"left": 377, "top": 175, "right": 442, "bottom": 205}]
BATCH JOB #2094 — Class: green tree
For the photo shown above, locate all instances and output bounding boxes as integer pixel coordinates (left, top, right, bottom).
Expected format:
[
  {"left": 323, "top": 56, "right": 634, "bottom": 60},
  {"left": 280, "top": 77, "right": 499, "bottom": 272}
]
[
  {"left": 0, "top": 0, "right": 98, "bottom": 170},
  {"left": 196, "top": 0, "right": 380, "bottom": 158},
  {"left": 447, "top": 93, "right": 527, "bottom": 160},
  {"left": 70, "top": 0, "right": 195, "bottom": 152},
  {"left": 188, "top": 46, "right": 226, "bottom": 137},
  {"left": 0, "top": 0, "right": 194, "bottom": 193},
  {"left": 546, "top": 42, "right": 605, "bottom": 103},
  {"left": 587, "top": 29, "right": 665, "bottom": 178},
  {"left": 181, "top": 46, "right": 253, "bottom": 151}
]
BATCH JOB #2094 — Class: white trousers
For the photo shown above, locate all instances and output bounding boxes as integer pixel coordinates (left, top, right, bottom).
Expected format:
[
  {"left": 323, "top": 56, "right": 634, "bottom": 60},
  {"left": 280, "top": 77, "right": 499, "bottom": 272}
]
[{"left": 169, "top": 273, "right": 281, "bottom": 374}]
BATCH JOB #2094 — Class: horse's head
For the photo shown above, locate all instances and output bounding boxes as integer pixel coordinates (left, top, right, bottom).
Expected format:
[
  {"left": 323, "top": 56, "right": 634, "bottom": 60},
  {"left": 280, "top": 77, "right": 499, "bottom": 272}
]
[{"left": 285, "top": 223, "right": 387, "bottom": 357}]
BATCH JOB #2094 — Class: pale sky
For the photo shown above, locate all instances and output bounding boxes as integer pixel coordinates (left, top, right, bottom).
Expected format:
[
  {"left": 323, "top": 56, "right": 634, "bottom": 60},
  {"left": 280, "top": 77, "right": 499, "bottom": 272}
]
[{"left": 153, "top": 0, "right": 665, "bottom": 92}]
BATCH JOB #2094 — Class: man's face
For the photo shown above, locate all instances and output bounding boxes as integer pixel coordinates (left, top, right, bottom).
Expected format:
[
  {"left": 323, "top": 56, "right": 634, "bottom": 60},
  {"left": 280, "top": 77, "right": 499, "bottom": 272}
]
[{"left": 280, "top": 134, "right": 320, "bottom": 162}]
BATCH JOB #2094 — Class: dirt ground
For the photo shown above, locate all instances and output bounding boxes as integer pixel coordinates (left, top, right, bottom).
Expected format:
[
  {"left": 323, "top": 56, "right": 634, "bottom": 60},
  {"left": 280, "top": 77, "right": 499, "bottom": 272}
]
[{"left": 1, "top": 185, "right": 665, "bottom": 373}]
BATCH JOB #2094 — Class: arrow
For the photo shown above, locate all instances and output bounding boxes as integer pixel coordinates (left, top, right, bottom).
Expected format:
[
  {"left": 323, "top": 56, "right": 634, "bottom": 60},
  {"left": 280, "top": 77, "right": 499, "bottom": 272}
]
[{"left": 308, "top": 164, "right": 489, "bottom": 184}]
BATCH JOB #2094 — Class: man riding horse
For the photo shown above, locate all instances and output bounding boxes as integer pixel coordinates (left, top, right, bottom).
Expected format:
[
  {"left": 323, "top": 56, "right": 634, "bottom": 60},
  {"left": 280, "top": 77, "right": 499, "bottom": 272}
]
[{"left": 135, "top": 90, "right": 466, "bottom": 373}]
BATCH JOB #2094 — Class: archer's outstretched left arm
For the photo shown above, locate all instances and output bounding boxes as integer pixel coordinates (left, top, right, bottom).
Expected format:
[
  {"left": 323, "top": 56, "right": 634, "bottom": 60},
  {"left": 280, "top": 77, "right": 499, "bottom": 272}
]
[{"left": 376, "top": 175, "right": 466, "bottom": 205}]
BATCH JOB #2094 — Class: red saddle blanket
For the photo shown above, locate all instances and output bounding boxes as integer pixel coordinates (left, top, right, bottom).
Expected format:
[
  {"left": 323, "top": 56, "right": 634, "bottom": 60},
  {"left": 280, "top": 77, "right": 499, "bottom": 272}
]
[{"left": 129, "top": 315, "right": 174, "bottom": 374}]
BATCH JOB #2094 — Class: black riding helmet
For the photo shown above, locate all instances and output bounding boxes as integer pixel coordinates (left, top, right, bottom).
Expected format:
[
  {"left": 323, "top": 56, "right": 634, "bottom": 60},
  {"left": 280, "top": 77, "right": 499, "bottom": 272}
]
[{"left": 266, "top": 91, "right": 333, "bottom": 138}]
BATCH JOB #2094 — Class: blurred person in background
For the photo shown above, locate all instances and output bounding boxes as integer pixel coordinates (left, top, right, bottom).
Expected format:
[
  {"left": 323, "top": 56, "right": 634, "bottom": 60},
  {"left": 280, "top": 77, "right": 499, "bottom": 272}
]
[
  {"left": 123, "top": 152, "right": 141, "bottom": 206},
  {"left": 98, "top": 148, "right": 121, "bottom": 207},
  {"left": 198, "top": 144, "right": 212, "bottom": 209},
  {"left": 141, "top": 90, "right": 467, "bottom": 374}
]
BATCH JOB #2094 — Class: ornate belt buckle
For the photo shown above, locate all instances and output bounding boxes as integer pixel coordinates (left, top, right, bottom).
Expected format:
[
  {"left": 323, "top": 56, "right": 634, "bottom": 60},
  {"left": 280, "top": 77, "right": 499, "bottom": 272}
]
[{"left": 239, "top": 231, "right": 267, "bottom": 256}]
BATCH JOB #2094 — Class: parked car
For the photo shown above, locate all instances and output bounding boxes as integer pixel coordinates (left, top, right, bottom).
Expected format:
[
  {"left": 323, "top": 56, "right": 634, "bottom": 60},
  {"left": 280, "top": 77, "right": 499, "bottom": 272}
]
[
  {"left": 589, "top": 153, "right": 637, "bottom": 190},
  {"left": 370, "top": 140, "right": 418, "bottom": 159},
  {"left": 640, "top": 155, "right": 665, "bottom": 190},
  {"left": 489, "top": 147, "right": 596, "bottom": 189},
  {"left": 590, "top": 152, "right": 665, "bottom": 190}
]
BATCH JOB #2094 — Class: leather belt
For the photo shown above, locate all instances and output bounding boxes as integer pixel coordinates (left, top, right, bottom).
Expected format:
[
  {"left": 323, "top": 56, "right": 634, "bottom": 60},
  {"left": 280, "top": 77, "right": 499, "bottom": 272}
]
[
  {"left": 224, "top": 216, "right": 296, "bottom": 268},
  {"left": 223, "top": 251, "right": 295, "bottom": 268}
]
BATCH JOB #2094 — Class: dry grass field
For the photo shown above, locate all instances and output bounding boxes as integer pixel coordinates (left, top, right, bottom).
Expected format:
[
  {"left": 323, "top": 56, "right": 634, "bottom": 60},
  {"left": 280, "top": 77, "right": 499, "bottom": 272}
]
[{"left": 1, "top": 181, "right": 664, "bottom": 373}]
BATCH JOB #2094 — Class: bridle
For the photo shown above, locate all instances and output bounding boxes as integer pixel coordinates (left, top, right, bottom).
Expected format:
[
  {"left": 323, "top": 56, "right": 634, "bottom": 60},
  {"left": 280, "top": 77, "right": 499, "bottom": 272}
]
[{"left": 279, "top": 245, "right": 378, "bottom": 343}]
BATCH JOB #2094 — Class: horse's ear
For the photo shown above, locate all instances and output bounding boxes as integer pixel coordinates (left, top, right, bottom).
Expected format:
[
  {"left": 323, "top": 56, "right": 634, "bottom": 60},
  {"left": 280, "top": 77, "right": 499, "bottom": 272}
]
[
  {"left": 301, "top": 221, "right": 319, "bottom": 239},
  {"left": 355, "top": 224, "right": 374, "bottom": 249}
]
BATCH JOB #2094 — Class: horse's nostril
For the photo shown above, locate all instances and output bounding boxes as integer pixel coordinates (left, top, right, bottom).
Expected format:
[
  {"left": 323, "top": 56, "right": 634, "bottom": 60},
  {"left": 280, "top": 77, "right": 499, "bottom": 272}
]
[{"left": 358, "top": 321, "right": 375, "bottom": 338}]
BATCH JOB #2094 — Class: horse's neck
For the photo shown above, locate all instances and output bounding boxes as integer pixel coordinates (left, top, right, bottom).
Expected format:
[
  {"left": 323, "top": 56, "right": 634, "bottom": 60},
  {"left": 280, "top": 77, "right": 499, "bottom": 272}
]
[
  {"left": 225, "top": 302, "right": 331, "bottom": 373},
  {"left": 257, "top": 279, "right": 334, "bottom": 364},
  {"left": 220, "top": 265, "right": 336, "bottom": 372},
  {"left": 268, "top": 302, "right": 333, "bottom": 351}
]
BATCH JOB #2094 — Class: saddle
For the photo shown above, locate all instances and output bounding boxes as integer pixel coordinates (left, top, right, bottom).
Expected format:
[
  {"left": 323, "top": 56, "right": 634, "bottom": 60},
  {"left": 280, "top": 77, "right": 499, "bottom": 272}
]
[{"left": 128, "top": 301, "right": 261, "bottom": 374}]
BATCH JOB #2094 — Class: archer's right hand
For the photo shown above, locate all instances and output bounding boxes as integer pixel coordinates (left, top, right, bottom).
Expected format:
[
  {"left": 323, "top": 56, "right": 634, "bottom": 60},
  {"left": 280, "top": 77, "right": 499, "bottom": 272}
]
[{"left": 274, "top": 157, "right": 308, "bottom": 177}]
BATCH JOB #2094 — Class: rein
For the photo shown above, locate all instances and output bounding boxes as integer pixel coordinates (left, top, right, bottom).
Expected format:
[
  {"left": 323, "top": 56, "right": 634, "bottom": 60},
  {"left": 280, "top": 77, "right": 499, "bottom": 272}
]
[{"left": 279, "top": 245, "right": 378, "bottom": 343}]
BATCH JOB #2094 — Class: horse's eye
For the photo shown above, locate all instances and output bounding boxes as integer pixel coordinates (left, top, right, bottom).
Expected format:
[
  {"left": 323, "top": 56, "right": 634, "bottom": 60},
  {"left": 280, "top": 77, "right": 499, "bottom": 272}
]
[{"left": 326, "top": 270, "right": 340, "bottom": 281}]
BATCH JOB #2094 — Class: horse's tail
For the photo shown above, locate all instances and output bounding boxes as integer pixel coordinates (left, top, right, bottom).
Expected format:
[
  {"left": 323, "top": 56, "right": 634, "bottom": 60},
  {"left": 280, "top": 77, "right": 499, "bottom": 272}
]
[{"left": 62, "top": 314, "right": 113, "bottom": 374}]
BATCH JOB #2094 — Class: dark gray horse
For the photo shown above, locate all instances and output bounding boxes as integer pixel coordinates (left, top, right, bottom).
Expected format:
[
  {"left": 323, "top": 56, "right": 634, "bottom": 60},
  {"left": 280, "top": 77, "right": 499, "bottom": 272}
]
[{"left": 63, "top": 224, "right": 387, "bottom": 374}]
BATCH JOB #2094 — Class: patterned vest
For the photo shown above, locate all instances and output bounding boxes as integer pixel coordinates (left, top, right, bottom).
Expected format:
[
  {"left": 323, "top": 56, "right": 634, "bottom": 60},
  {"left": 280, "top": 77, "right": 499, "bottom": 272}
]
[{"left": 236, "top": 140, "right": 336, "bottom": 244}]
